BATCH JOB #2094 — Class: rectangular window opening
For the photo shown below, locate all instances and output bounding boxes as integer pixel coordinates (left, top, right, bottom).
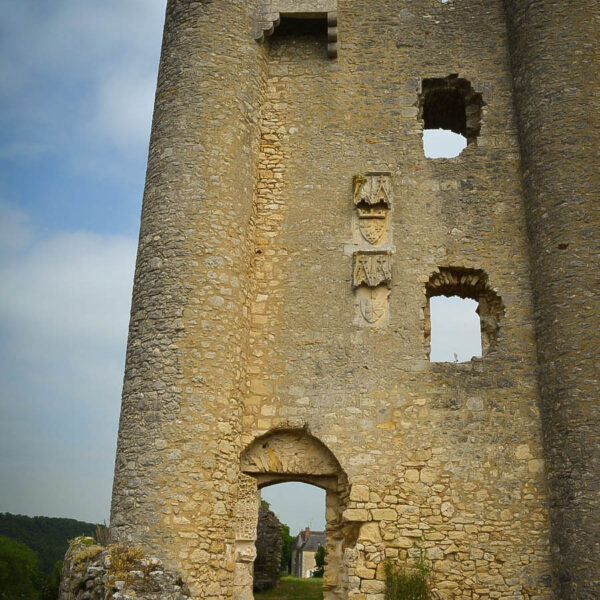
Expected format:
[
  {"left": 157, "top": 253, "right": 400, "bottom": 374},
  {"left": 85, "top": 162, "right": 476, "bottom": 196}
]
[{"left": 429, "top": 295, "right": 482, "bottom": 362}]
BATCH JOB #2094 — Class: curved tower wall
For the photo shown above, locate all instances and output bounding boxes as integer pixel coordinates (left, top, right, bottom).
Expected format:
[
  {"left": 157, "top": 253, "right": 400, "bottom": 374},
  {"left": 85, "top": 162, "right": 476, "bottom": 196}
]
[
  {"left": 502, "top": 1, "right": 600, "bottom": 596},
  {"left": 110, "top": 0, "right": 267, "bottom": 595}
]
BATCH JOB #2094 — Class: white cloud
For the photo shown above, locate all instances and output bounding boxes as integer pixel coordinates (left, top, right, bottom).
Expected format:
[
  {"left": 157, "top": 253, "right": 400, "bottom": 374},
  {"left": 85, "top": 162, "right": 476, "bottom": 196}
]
[
  {"left": 0, "top": 202, "right": 32, "bottom": 252},
  {"left": 94, "top": 71, "right": 157, "bottom": 149},
  {"left": 0, "top": 1, "right": 166, "bottom": 163},
  {"left": 0, "top": 205, "right": 137, "bottom": 521},
  {"left": 0, "top": 230, "right": 136, "bottom": 347},
  {"left": 0, "top": 1, "right": 160, "bottom": 522}
]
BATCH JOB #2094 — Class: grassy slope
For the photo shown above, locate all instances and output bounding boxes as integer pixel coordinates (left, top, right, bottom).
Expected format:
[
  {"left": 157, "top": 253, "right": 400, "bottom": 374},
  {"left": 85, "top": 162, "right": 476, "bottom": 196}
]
[{"left": 255, "top": 576, "right": 324, "bottom": 600}]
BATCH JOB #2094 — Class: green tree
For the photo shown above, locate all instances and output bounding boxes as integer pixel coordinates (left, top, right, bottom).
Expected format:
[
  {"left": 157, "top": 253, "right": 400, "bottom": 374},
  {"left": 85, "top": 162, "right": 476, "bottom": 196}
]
[
  {"left": 0, "top": 535, "right": 41, "bottom": 600},
  {"left": 312, "top": 545, "right": 325, "bottom": 578},
  {"left": 0, "top": 512, "right": 96, "bottom": 574},
  {"left": 280, "top": 524, "right": 294, "bottom": 574},
  {"left": 40, "top": 561, "right": 62, "bottom": 600}
]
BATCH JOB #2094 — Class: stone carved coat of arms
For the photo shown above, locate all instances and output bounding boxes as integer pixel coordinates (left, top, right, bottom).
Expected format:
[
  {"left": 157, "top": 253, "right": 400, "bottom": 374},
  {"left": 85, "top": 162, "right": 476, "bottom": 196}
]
[
  {"left": 353, "top": 173, "right": 391, "bottom": 245},
  {"left": 359, "top": 286, "right": 389, "bottom": 324},
  {"left": 351, "top": 172, "right": 393, "bottom": 326},
  {"left": 353, "top": 251, "right": 393, "bottom": 288}
]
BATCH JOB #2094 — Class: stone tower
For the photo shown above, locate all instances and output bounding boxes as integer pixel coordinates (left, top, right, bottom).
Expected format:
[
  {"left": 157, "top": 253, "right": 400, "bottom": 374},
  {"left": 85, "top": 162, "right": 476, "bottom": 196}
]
[{"left": 110, "top": 1, "right": 599, "bottom": 599}]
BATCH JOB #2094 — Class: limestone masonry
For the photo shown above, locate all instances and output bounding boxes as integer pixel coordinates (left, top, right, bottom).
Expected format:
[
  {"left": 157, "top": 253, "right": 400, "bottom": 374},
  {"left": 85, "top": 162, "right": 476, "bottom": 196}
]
[{"left": 105, "top": 1, "right": 599, "bottom": 599}]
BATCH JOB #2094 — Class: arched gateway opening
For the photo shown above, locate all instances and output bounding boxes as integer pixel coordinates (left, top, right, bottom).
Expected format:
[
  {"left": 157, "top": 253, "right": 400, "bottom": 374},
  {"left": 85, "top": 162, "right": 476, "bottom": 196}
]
[{"left": 234, "top": 429, "right": 354, "bottom": 600}]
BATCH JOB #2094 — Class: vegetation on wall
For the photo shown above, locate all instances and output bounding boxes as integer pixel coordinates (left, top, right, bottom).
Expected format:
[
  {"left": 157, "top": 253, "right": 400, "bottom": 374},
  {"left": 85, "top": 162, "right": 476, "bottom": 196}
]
[{"left": 384, "top": 555, "right": 431, "bottom": 600}]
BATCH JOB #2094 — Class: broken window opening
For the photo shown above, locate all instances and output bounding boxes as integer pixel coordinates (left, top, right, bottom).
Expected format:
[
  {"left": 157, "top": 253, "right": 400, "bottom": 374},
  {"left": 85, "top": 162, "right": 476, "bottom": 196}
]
[
  {"left": 424, "top": 267, "right": 504, "bottom": 362},
  {"left": 429, "top": 296, "right": 482, "bottom": 362},
  {"left": 418, "top": 75, "right": 484, "bottom": 158}
]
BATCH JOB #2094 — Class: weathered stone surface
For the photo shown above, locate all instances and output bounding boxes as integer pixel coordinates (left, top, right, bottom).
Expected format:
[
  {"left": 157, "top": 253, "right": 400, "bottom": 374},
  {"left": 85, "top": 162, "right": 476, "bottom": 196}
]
[
  {"left": 59, "top": 538, "right": 191, "bottom": 600},
  {"left": 503, "top": 4, "right": 600, "bottom": 596},
  {"left": 253, "top": 504, "right": 282, "bottom": 592}
]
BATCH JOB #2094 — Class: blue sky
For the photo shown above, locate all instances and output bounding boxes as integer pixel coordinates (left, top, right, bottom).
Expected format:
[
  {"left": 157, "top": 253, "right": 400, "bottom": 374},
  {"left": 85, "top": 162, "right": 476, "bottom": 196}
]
[
  {"left": 0, "top": 0, "right": 166, "bottom": 524},
  {"left": 0, "top": 2, "right": 475, "bottom": 535}
]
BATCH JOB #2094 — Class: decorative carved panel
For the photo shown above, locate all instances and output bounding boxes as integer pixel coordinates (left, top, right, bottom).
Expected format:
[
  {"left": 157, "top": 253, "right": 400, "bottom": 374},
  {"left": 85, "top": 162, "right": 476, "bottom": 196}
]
[
  {"left": 241, "top": 430, "right": 340, "bottom": 476},
  {"left": 234, "top": 474, "right": 259, "bottom": 541},
  {"left": 354, "top": 172, "right": 392, "bottom": 246},
  {"left": 351, "top": 172, "right": 393, "bottom": 325},
  {"left": 353, "top": 251, "right": 393, "bottom": 289},
  {"left": 358, "top": 285, "right": 389, "bottom": 325},
  {"left": 358, "top": 214, "right": 387, "bottom": 245},
  {"left": 353, "top": 173, "right": 392, "bottom": 210}
]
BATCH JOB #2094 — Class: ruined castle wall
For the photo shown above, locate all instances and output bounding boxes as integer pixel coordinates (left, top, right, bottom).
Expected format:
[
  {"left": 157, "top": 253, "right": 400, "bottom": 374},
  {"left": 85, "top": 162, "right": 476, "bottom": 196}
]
[
  {"left": 502, "top": 1, "right": 600, "bottom": 596},
  {"left": 108, "top": 0, "right": 600, "bottom": 598},
  {"left": 242, "top": 1, "right": 552, "bottom": 599},
  {"left": 110, "top": 1, "right": 269, "bottom": 597},
  {"left": 253, "top": 504, "right": 282, "bottom": 592}
]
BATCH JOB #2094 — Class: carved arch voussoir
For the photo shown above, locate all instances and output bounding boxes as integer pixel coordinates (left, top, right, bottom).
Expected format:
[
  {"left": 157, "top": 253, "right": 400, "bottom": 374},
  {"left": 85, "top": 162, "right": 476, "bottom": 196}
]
[{"left": 240, "top": 428, "right": 345, "bottom": 481}]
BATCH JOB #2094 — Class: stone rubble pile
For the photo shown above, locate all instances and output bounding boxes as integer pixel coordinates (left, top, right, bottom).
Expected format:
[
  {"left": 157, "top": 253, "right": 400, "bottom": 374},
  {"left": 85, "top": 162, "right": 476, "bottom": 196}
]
[{"left": 59, "top": 537, "right": 192, "bottom": 600}]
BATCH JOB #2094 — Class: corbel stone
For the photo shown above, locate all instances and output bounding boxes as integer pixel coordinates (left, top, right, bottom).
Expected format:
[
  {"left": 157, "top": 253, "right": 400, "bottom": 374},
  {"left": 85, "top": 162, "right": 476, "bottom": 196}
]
[{"left": 327, "top": 12, "right": 338, "bottom": 58}]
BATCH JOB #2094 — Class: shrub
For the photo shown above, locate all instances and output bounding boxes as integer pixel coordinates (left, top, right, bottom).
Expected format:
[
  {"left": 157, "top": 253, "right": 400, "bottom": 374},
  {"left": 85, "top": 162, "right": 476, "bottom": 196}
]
[
  {"left": 93, "top": 522, "right": 110, "bottom": 547},
  {"left": 312, "top": 545, "right": 325, "bottom": 578},
  {"left": 383, "top": 554, "right": 431, "bottom": 600},
  {"left": 108, "top": 545, "right": 145, "bottom": 579}
]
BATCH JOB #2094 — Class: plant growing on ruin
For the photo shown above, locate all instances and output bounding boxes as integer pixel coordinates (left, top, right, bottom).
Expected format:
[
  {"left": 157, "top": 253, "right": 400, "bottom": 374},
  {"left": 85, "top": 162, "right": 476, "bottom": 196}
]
[
  {"left": 70, "top": 538, "right": 103, "bottom": 571},
  {"left": 93, "top": 521, "right": 110, "bottom": 547},
  {"left": 109, "top": 544, "right": 144, "bottom": 571},
  {"left": 107, "top": 544, "right": 145, "bottom": 583},
  {"left": 384, "top": 553, "right": 431, "bottom": 600}
]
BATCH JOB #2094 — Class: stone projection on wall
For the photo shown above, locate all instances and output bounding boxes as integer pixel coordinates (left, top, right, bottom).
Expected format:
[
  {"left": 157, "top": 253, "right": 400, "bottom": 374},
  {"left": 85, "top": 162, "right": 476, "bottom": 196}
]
[
  {"left": 352, "top": 173, "right": 393, "bottom": 326},
  {"left": 253, "top": 0, "right": 339, "bottom": 58}
]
